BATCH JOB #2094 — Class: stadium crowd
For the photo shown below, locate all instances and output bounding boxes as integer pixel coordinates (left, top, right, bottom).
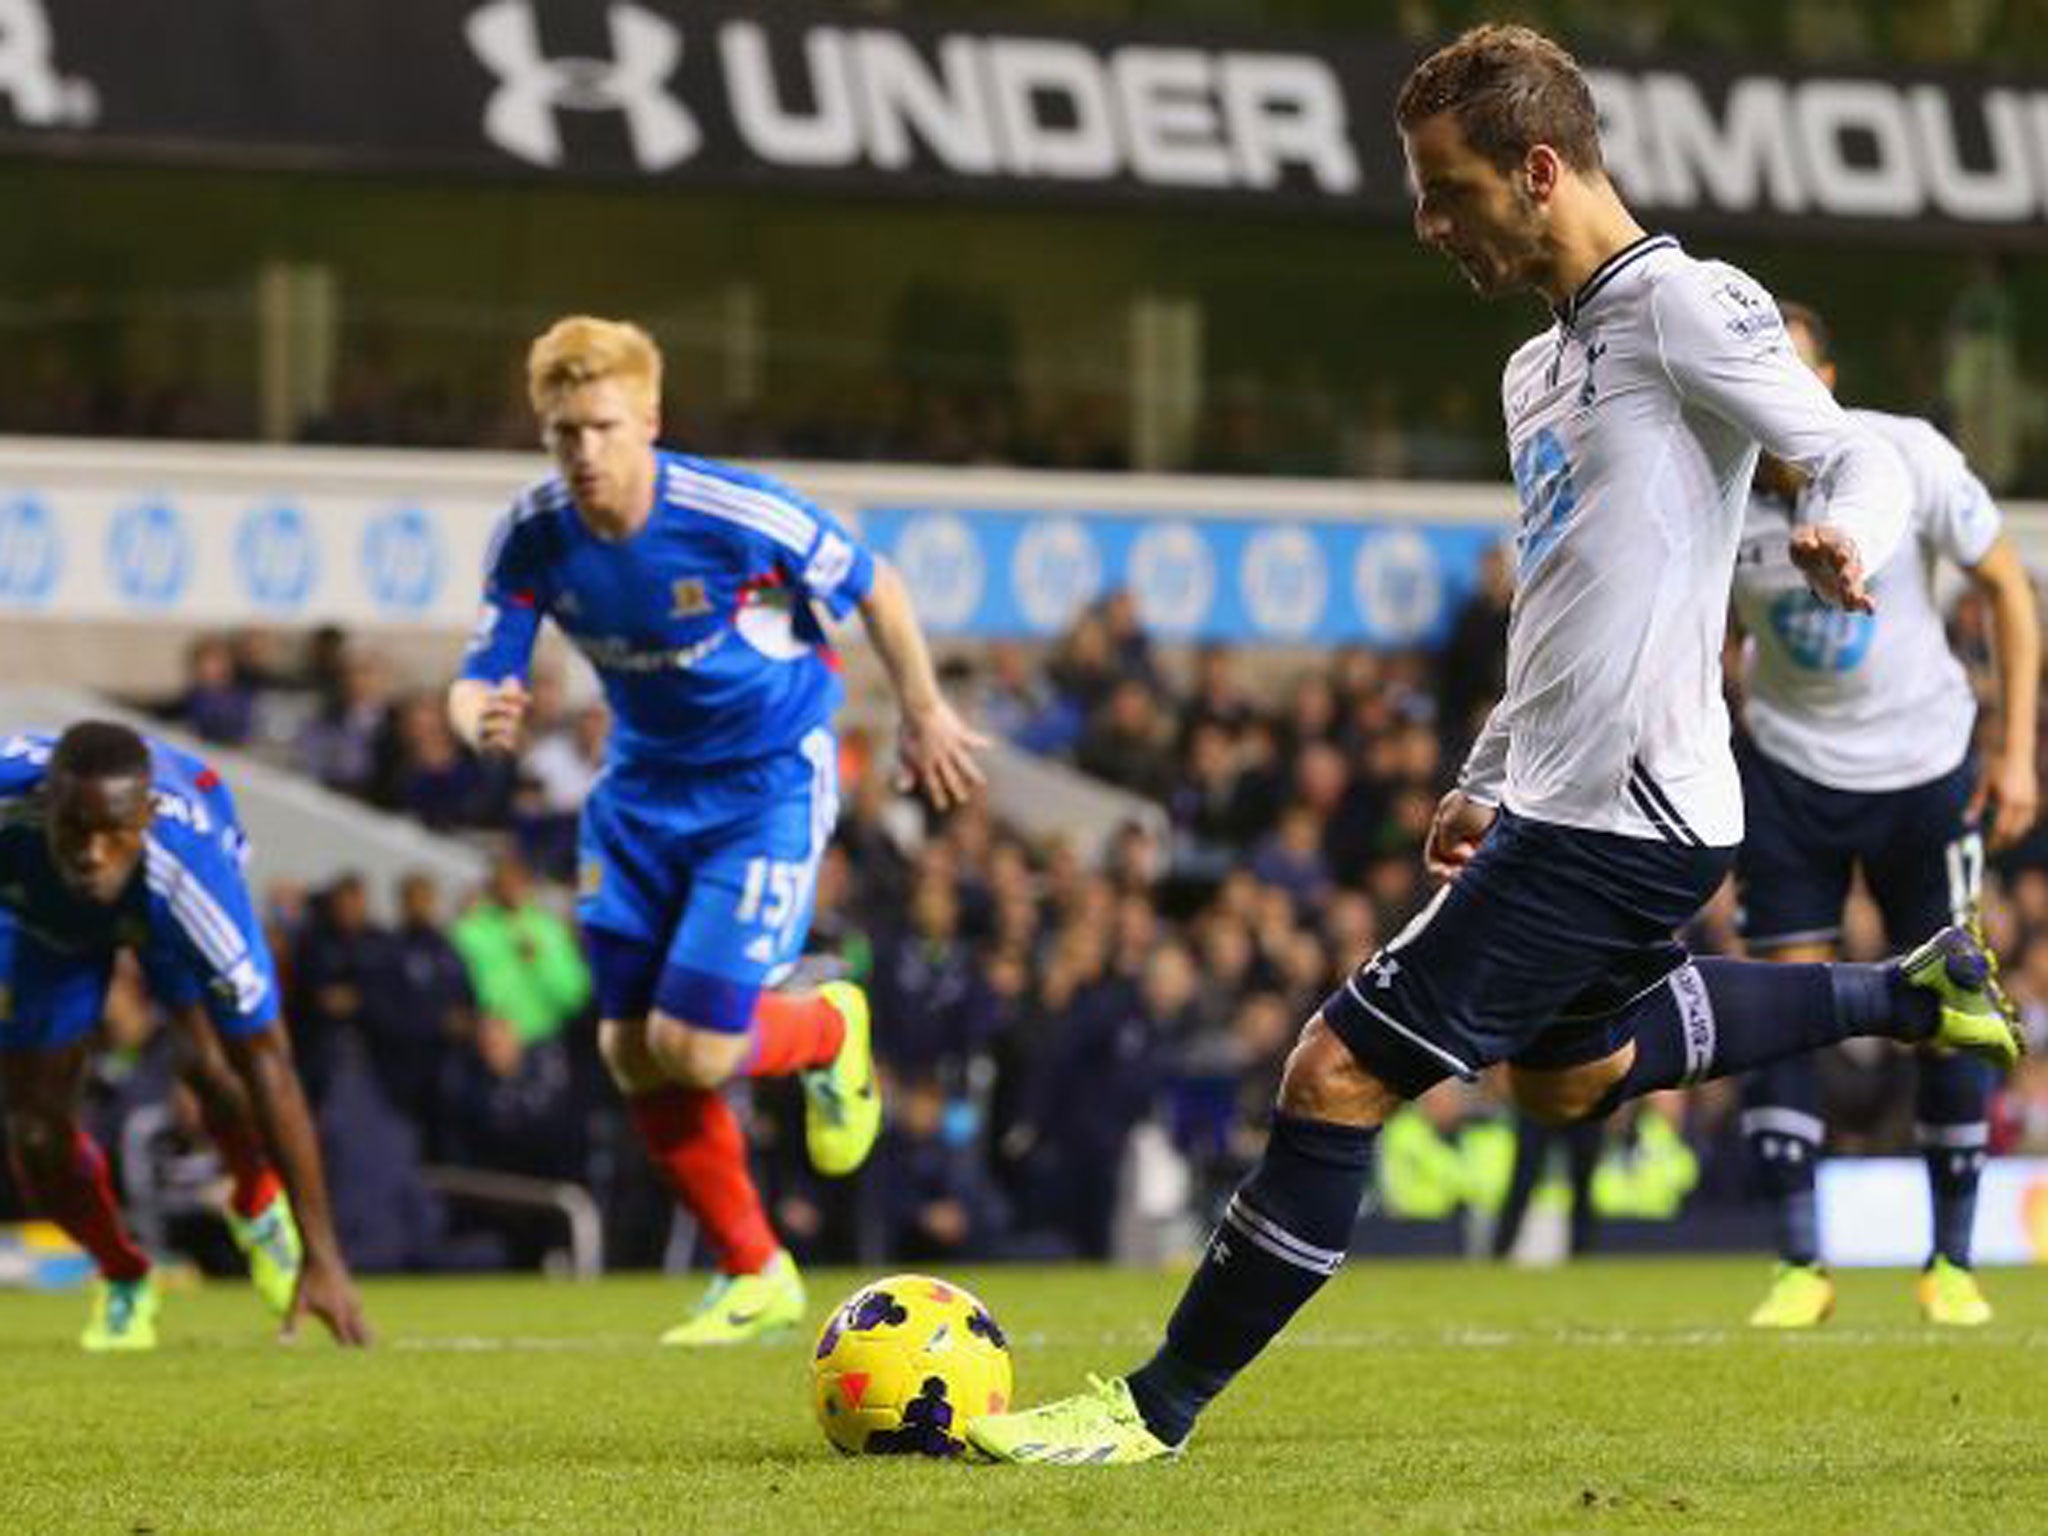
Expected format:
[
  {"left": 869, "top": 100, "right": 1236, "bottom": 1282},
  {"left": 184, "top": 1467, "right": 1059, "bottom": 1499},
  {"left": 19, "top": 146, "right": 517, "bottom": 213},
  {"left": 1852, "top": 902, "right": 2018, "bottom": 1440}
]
[{"left": 16, "top": 546, "right": 2021, "bottom": 1275}]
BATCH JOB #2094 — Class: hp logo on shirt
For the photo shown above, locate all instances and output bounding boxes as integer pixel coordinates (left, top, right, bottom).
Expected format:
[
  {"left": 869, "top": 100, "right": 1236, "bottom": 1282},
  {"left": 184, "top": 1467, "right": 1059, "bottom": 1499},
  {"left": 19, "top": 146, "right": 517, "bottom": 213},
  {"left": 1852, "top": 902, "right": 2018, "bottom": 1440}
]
[
  {"left": 237, "top": 504, "right": 319, "bottom": 611},
  {"left": 362, "top": 505, "right": 444, "bottom": 614},
  {"left": 108, "top": 501, "right": 192, "bottom": 608},
  {"left": 1769, "top": 590, "right": 1876, "bottom": 673},
  {"left": 0, "top": 494, "right": 61, "bottom": 605},
  {"left": 1510, "top": 427, "right": 1578, "bottom": 580},
  {"left": 466, "top": 0, "right": 700, "bottom": 171}
]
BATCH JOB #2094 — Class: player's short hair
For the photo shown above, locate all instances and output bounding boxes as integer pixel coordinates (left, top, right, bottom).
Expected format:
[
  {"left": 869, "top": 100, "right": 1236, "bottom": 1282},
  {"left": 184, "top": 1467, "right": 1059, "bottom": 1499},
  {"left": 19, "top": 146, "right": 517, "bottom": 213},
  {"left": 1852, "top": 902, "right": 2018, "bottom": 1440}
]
[
  {"left": 1396, "top": 24, "right": 1605, "bottom": 176},
  {"left": 49, "top": 721, "right": 150, "bottom": 786},
  {"left": 527, "top": 316, "right": 662, "bottom": 415},
  {"left": 1777, "top": 301, "right": 1833, "bottom": 364}
]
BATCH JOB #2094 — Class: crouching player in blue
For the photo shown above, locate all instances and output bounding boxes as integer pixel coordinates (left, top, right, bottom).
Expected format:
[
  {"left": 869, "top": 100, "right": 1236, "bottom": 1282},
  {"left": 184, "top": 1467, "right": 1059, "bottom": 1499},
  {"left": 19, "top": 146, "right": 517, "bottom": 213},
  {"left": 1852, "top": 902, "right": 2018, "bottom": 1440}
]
[
  {"left": 1733, "top": 302, "right": 2040, "bottom": 1329},
  {"left": 968, "top": 25, "right": 2024, "bottom": 1464},
  {"left": 0, "top": 724, "right": 370, "bottom": 1350},
  {"left": 450, "top": 316, "right": 984, "bottom": 1345}
]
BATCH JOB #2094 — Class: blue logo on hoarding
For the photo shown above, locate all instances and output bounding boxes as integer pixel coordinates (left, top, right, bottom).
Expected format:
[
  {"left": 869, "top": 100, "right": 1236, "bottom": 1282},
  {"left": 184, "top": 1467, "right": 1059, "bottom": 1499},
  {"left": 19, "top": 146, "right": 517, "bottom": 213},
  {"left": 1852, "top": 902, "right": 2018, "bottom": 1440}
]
[
  {"left": 362, "top": 505, "right": 444, "bottom": 613},
  {"left": 237, "top": 503, "right": 318, "bottom": 610},
  {"left": 1011, "top": 517, "right": 1102, "bottom": 633},
  {"left": 1240, "top": 525, "right": 1327, "bottom": 639},
  {"left": 1354, "top": 530, "right": 1445, "bottom": 644},
  {"left": 892, "top": 511, "right": 985, "bottom": 632},
  {"left": 108, "top": 500, "right": 192, "bottom": 607},
  {"left": 0, "top": 496, "right": 61, "bottom": 605}
]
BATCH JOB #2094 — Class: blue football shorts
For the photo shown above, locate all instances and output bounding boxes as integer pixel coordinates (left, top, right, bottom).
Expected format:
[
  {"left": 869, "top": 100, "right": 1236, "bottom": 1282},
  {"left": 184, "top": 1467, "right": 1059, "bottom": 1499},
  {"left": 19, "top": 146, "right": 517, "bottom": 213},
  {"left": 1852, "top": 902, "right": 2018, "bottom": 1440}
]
[
  {"left": 1735, "top": 735, "right": 1981, "bottom": 951},
  {"left": 579, "top": 727, "right": 839, "bottom": 1033},
  {"left": 1322, "top": 809, "right": 1734, "bottom": 1099}
]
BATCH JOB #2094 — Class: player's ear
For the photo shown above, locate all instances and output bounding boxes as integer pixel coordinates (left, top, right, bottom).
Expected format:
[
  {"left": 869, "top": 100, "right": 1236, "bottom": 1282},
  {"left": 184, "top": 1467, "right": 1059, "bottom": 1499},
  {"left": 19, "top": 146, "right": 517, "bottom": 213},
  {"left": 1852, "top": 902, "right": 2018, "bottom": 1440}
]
[{"left": 1522, "top": 145, "right": 1561, "bottom": 202}]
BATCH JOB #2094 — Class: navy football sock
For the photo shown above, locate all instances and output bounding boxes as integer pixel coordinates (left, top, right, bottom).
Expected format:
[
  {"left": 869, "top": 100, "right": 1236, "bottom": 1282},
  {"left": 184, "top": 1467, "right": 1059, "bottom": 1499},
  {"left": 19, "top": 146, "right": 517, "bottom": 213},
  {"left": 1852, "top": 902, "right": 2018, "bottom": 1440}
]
[
  {"left": 1590, "top": 958, "right": 1934, "bottom": 1118},
  {"left": 1917, "top": 1054, "right": 1993, "bottom": 1267},
  {"left": 1741, "top": 1056, "right": 1825, "bottom": 1267},
  {"left": 1126, "top": 1114, "right": 1377, "bottom": 1446}
]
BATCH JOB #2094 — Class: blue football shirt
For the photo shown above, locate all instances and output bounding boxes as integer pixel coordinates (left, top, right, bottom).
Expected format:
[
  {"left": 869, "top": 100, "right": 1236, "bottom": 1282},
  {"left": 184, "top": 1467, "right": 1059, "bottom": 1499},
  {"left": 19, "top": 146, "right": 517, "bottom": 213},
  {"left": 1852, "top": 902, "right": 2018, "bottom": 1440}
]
[
  {"left": 461, "top": 451, "right": 876, "bottom": 770},
  {"left": 0, "top": 732, "right": 280, "bottom": 1037}
]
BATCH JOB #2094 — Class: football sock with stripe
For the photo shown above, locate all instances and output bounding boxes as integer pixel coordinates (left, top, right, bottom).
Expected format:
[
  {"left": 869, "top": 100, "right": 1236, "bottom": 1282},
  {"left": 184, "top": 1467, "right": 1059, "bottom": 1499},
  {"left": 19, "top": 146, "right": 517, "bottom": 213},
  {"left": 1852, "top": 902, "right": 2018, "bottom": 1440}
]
[
  {"left": 626, "top": 1086, "right": 780, "bottom": 1275},
  {"left": 1126, "top": 1113, "right": 1376, "bottom": 1446},
  {"left": 1917, "top": 1054, "right": 1992, "bottom": 1267},
  {"left": 1741, "top": 1055, "right": 1824, "bottom": 1267},
  {"left": 1589, "top": 958, "right": 1935, "bottom": 1118}
]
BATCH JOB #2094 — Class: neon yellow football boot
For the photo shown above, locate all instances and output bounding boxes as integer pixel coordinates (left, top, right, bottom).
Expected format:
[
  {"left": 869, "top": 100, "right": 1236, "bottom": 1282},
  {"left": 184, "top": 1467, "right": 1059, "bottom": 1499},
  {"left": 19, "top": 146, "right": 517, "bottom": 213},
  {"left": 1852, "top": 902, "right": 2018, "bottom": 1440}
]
[
  {"left": 659, "top": 1251, "right": 807, "bottom": 1346},
  {"left": 1900, "top": 926, "right": 2023, "bottom": 1070},
  {"left": 967, "top": 1375, "right": 1181, "bottom": 1466},
  {"left": 1918, "top": 1256, "right": 1993, "bottom": 1327},
  {"left": 801, "top": 982, "right": 882, "bottom": 1178},
  {"left": 81, "top": 1272, "right": 162, "bottom": 1353},
  {"left": 226, "top": 1190, "right": 303, "bottom": 1318},
  {"left": 1747, "top": 1262, "right": 1836, "bottom": 1329}
]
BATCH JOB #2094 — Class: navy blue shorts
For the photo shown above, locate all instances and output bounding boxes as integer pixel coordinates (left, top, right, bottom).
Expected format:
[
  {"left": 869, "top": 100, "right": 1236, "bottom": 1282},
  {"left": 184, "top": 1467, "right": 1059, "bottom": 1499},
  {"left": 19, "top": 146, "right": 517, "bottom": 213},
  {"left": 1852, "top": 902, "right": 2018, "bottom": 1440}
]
[
  {"left": 1322, "top": 810, "right": 1734, "bottom": 1099},
  {"left": 1734, "top": 736, "right": 1981, "bottom": 951}
]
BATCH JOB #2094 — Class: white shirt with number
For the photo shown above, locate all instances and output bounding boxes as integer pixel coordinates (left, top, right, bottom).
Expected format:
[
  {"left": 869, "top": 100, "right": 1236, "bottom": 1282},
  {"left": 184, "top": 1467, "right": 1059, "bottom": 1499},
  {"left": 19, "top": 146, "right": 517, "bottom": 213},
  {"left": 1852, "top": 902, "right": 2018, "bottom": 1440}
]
[
  {"left": 1734, "top": 409, "right": 1998, "bottom": 792},
  {"left": 1459, "top": 235, "right": 1909, "bottom": 848}
]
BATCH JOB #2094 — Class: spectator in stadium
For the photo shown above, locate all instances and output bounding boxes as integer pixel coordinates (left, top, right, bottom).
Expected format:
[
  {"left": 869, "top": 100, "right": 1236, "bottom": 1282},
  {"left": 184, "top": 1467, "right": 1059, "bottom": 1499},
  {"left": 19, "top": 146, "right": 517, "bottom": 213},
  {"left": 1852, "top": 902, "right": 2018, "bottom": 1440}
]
[
  {"left": 876, "top": 1071, "right": 1012, "bottom": 1262},
  {"left": 381, "top": 872, "right": 477, "bottom": 1135},
  {"left": 449, "top": 854, "right": 592, "bottom": 1051},
  {"left": 168, "top": 635, "right": 256, "bottom": 747},
  {"left": 295, "top": 651, "right": 391, "bottom": 799},
  {"left": 286, "top": 872, "right": 389, "bottom": 1106},
  {"left": 1439, "top": 540, "right": 1514, "bottom": 747}
]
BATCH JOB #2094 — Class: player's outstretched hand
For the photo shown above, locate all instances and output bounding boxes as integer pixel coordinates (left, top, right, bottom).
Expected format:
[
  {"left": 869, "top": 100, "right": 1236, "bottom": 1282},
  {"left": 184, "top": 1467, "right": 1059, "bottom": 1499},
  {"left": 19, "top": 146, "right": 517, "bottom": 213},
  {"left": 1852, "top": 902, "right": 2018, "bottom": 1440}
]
[
  {"left": 896, "top": 700, "right": 990, "bottom": 812},
  {"left": 1425, "top": 789, "right": 1496, "bottom": 880},
  {"left": 1789, "top": 524, "right": 1873, "bottom": 613},
  {"left": 285, "top": 1256, "right": 373, "bottom": 1347},
  {"left": 476, "top": 676, "right": 531, "bottom": 757},
  {"left": 1969, "top": 750, "right": 2042, "bottom": 852}
]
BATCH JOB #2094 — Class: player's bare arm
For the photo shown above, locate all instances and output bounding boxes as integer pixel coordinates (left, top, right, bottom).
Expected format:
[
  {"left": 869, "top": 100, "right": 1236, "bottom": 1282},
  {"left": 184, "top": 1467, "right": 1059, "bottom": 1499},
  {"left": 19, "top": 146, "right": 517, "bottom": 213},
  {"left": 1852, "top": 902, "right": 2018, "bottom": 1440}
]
[
  {"left": 855, "top": 558, "right": 989, "bottom": 812},
  {"left": 1964, "top": 534, "right": 2042, "bottom": 849},
  {"left": 213, "top": 1011, "right": 373, "bottom": 1346}
]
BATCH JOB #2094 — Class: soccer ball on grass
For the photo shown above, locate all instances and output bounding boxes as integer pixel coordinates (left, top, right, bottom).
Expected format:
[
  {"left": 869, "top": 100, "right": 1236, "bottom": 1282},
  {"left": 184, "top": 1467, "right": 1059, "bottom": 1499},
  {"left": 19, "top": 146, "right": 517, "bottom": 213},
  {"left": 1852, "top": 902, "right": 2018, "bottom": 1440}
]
[{"left": 811, "top": 1274, "right": 1013, "bottom": 1457}]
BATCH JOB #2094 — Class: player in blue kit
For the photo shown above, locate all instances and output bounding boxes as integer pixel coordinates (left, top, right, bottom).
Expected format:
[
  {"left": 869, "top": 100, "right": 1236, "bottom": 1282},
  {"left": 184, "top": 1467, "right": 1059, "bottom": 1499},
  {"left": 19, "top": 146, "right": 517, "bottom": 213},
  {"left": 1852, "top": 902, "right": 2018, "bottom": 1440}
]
[
  {"left": 1732, "top": 302, "right": 2041, "bottom": 1328},
  {"left": 450, "top": 316, "right": 983, "bottom": 1344},
  {"left": 968, "top": 25, "right": 2022, "bottom": 1464},
  {"left": 0, "top": 722, "right": 369, "bottom": 1350}
]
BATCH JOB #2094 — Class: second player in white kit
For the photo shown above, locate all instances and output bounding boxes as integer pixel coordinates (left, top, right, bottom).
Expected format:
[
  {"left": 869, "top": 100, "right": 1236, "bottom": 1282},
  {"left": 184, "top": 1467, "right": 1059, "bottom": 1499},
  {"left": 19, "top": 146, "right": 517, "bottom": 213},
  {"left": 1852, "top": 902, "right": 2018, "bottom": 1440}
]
[{"left": 1730, "top": 302, "right": 2041, "bottom": 1330}]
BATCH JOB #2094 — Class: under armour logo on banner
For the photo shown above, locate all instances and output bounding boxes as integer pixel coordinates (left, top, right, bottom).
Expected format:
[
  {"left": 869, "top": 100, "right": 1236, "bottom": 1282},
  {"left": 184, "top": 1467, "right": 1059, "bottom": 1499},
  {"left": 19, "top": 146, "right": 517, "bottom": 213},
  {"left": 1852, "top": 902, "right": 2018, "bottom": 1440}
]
[{"left": 467, "top": 0, "right": 700, "bottom": 171}]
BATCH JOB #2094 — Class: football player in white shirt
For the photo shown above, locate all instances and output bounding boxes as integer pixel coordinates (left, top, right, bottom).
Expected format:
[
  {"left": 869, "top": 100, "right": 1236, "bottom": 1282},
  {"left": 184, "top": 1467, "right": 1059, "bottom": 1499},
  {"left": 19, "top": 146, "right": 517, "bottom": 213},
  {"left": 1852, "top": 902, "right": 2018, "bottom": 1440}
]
[
  {"left": 1733, "top": 301, "right": 2040, "bottom": 1330},
  {"left": 966, "top": 24, "right": 2023, "bottom": 1466}
]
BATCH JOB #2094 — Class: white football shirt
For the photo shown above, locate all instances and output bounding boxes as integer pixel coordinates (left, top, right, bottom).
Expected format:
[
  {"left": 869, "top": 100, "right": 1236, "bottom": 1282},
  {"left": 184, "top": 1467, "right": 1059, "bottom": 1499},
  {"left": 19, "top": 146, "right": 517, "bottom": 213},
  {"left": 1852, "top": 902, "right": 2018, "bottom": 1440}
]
[
  {"left": 1459, "top": 236, "right": 1909, "bottom": 847},
  {"left": 1734, "top": 409, "right": 1999, "bottom": 791}
]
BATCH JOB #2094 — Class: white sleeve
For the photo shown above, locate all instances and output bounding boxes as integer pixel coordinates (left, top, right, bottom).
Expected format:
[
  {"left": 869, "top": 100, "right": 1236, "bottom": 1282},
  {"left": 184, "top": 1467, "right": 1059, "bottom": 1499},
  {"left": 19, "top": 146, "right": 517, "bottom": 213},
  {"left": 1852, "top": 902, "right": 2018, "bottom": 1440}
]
[
  {"left": 1457, "top": 704, "right": 1509, "bottom": 807},
  {"left": 1895, "top": 418, "right": 2002, "bottom": 568},
  {"left": 1650, "top": 267, "right": 1909, "bottom": 577}
]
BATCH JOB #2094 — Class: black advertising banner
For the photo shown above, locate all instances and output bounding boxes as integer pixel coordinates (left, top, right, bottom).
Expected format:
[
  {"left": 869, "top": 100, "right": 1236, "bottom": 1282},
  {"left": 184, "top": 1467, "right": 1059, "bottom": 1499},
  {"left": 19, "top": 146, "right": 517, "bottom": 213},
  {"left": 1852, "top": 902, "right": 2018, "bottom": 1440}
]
[{"left": 3, "top": 0, "right": 2048, "bottom": 240}]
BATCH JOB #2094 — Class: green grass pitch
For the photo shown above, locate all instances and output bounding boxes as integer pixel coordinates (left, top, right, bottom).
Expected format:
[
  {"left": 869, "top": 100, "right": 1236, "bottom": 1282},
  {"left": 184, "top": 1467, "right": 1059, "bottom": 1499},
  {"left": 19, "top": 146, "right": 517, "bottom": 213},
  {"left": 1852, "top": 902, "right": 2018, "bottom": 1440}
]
[{"left": 4, "top": 1258, "right": 2045, "bottom": 1534}]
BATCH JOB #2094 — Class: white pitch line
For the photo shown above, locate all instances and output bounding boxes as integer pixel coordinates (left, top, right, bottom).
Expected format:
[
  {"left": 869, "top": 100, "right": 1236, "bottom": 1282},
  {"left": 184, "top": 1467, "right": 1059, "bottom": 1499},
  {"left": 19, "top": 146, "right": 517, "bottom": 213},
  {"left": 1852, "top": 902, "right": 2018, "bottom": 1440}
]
[{"left": 390, "top": 1326, "right": 2048, "bottom": 1354}]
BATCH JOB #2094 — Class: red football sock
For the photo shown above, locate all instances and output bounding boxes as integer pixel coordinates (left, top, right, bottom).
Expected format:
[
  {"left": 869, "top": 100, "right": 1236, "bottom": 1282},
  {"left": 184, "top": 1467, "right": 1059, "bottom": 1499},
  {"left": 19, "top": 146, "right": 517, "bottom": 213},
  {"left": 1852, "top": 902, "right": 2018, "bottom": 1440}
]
[
  {"left": 196, "top": 1094, "right": 283, "bottom": 1219},
  {"left": 740, "top": 991, "right": 846, "bottom": 1079},
  {"left": 12, "top": 1131, "right": 151, "bottom": 1282},
  {"left": 627, "top": 1086, "right": 778, "bottom": 1275}
]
